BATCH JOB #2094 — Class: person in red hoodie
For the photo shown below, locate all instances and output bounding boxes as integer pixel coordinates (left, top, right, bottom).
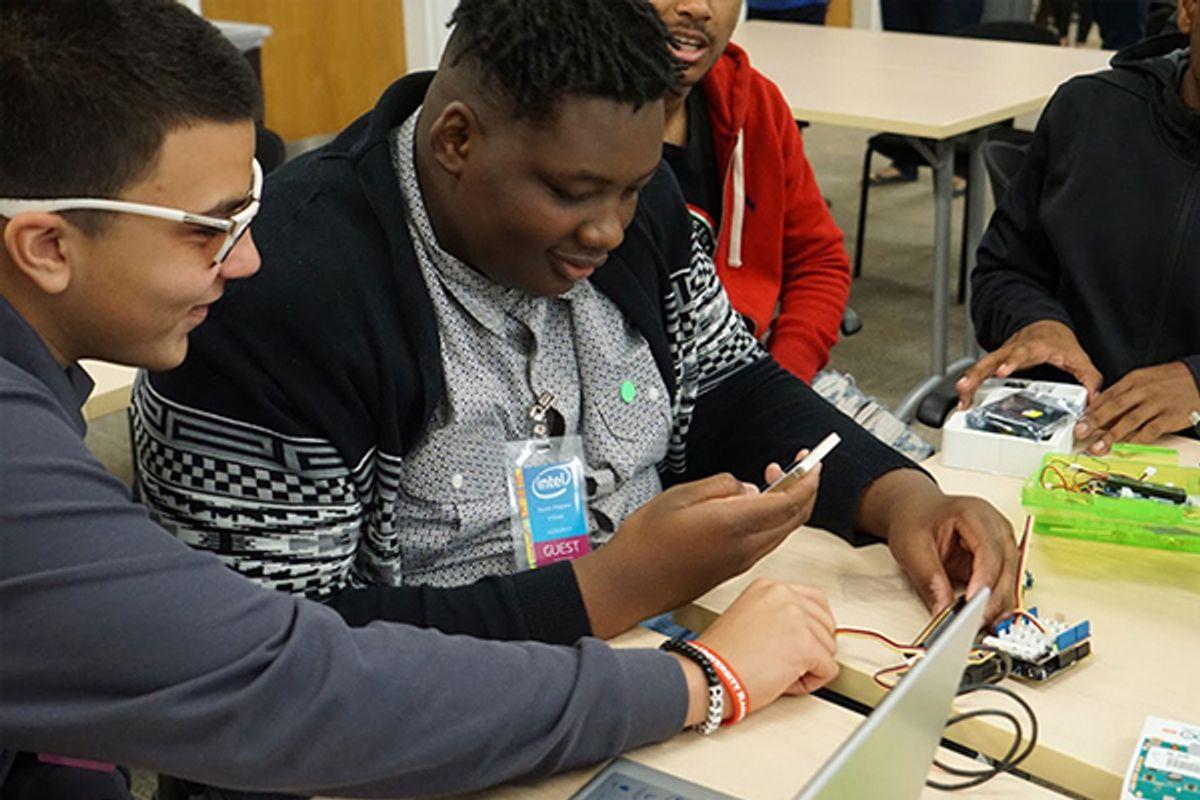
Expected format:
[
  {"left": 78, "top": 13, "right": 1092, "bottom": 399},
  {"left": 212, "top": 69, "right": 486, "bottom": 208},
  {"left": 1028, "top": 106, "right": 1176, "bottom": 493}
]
[
  {"left": 652, "top": 0, "right": 933, "bottom": 459},
  {"left": 656, "top": 0, "right": 845, "bottom": 384}
]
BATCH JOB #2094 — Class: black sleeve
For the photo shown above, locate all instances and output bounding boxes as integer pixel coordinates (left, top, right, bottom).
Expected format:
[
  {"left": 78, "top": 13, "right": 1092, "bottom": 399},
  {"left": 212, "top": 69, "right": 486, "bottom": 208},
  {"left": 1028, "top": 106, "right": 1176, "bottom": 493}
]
[
  {"left": 641, "top": 156, "right": 923, "bottom": 546},
  {"left": 325, "top": 560, "right": 591, "bottom": 644},
  {"left": 670, "top": 356, "right": 921, "bottom": 547},
  {"left": 971, "top": 89, "right": 1076, "bottom": 351}
]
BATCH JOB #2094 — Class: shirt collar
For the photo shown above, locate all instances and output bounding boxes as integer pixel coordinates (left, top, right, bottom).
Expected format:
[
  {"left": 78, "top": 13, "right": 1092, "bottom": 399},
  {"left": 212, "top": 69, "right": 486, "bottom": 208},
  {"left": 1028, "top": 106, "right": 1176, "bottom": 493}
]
[
  {"left": 0, "top": 295, "right": 93, "bottom": 435},
  {"left": 395, "top": 110, "right": 519, "bottom": 335}
]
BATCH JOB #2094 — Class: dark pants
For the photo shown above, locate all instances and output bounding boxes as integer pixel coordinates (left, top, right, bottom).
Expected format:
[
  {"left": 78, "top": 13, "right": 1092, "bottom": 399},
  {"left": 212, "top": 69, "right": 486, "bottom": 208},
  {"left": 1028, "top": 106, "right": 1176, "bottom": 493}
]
[
  {"left": 877, "top": 0, "right": 985, "bottom": 176},
  {"left": 0, "top": 752, "right": 132, "bottom": 800},
  {"left": 747, "top": 3, "right": 829, "bottom": 24},
  {"left": 157, "top": 775, "right": 305, "bottom": 800},
  {"left": 1076, "top": 0, "right": 1095, "bottom": 44},
  {"left": 1036, "top": 0, "right": 1089, "bottom": 40},
  {"left": 1093, "top": 0, "right": 1147, "bottom": 49},
  {"left": 880, "top": 0, "right": 985, "bottom": 34}
]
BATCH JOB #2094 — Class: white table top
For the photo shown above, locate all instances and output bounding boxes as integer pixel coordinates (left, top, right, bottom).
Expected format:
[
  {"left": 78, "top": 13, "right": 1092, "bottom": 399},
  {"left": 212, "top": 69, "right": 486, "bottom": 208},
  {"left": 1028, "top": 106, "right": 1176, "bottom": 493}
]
[
  {"left": 437, "top": 629, "right": 1060, "bottom": 800},
  {"left": 81, "top": 360, "right": 136, "bottom": 421},
  {"left": 686, "top": 437, "right": 1200, "bottom": 799},
  {"left": 732, "top": 21, "right": 1114, "bottom": 138}
]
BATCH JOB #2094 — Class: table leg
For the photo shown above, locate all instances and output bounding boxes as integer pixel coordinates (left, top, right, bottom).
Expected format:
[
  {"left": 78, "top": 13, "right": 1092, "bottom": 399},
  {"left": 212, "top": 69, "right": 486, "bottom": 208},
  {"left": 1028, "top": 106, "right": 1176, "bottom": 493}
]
[
  {"left": 895, "top": 138, "right": 955, "bottom": 423},
  {"left": 963, "top": 129, "right": 987, "bottom": 360}
]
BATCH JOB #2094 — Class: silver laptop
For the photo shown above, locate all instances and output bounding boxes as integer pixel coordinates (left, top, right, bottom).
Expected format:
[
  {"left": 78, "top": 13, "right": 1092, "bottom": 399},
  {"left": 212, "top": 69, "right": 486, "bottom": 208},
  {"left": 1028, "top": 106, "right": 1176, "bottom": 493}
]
[{"left": 571, "top": 588, "right": 989, "bottom": 800}]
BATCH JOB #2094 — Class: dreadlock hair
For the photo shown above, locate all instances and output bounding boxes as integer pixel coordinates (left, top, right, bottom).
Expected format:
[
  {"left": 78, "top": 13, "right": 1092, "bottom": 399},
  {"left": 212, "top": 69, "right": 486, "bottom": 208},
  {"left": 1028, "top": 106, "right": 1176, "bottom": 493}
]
[
  {"left": 0, "top": 0, "right": 261, "bottom": 233},
  {"left": 447, "top": 0, "right": 681, "bottom": 122}
]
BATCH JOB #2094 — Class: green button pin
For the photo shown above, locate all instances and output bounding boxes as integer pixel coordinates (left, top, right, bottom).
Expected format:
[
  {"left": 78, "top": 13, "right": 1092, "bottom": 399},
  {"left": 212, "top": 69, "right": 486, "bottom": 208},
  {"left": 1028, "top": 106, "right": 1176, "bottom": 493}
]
[{"left": 620, "top": 380, "right": 636, "bottom": 404}]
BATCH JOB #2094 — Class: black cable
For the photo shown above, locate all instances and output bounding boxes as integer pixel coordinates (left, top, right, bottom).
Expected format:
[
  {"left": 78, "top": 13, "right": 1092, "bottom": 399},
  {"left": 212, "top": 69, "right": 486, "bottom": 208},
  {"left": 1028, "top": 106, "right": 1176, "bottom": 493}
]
[
  {"left": 924, "top": 680, "right": 1039, "bottom": 791},
  {"left": 933, "top": 709, "right": 1022, "bottom": 777},
  {"left": 963, "top": 683, "right": 1039, "bottom": 770},
  {"left": 927, "top": 710, "right": 1022, "bottom": 790}
]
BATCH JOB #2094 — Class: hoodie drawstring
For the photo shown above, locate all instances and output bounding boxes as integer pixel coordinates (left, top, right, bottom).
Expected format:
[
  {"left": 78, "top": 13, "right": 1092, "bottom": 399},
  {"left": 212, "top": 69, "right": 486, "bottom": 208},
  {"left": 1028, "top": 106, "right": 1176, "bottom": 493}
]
[{"left": 728, "top": 128, "right": 745, "bottom": 268}]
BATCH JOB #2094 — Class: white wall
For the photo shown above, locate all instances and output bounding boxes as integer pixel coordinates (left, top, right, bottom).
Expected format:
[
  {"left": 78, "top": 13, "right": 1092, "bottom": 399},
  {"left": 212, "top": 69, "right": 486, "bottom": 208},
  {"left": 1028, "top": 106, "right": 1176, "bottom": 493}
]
[
  {"left": 403, "top": 0, "right": 457, "bottom": 72},
  {"left": 852, "top": 0, "right": 883, "bottom": 29}
]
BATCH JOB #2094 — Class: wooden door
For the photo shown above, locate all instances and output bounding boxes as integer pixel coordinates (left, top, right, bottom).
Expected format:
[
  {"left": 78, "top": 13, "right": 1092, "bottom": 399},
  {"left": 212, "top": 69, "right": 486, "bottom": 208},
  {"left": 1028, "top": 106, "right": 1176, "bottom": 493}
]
[
  {"left": 827, "top": 0, "right": 853, "bottom": 26},
  {"left": 202, "top": 0, "right": 407, "bottom": 141}
]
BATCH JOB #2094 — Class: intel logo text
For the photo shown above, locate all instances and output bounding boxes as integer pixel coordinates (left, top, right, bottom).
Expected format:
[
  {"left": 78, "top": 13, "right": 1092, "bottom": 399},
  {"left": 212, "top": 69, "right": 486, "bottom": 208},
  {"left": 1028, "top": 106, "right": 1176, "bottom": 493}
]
[{"left": 532, "top": 467, "right": 573, "bottom": 500}]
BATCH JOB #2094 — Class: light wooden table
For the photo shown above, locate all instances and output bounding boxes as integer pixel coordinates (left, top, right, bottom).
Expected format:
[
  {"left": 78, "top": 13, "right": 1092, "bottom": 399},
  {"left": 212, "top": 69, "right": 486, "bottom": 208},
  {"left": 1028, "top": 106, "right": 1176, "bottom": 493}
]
[
  {"left": 81, "top": 360, "right": 136, "bottom": 421},
  {"left": 733, "top": 22, "right": 1113, "bottom": 420},
  {"left": 682, "top": 437, "right": 1200, "bottom": 799},
  {"left": 432, "top": 628, "right": 1060, "bottom": 800}
]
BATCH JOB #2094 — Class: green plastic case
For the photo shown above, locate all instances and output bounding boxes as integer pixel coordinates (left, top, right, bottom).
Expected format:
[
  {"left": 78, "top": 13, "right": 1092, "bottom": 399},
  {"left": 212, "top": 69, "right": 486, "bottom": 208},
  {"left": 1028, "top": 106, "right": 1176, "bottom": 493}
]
[{"left": 1020, "top": 445, "right": 1200, "bottom": 554}]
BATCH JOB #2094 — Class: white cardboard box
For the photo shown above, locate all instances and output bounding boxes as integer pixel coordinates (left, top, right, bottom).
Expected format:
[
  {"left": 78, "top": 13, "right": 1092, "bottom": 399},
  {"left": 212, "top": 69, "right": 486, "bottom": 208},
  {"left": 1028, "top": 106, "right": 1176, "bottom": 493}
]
[{"left": 941, "top": 379, "right": 1087, "bottom": 477}]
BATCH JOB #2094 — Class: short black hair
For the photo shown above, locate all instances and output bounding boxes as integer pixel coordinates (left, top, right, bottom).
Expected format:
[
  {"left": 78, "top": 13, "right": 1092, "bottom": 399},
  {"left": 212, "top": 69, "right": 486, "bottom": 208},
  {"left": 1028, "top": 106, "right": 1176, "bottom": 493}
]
[
  {"left": 0, "top": 0, "right": 261, "bottom": 215},
  {"left": 447, "top": 0, "right": 680, "bottom": 121}
]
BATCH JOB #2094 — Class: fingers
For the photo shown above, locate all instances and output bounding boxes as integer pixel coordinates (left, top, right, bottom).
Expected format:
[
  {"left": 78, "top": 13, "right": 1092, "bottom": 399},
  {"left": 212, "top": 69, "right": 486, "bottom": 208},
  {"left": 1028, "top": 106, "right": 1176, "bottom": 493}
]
[
  {"left": 790, "top": 655, "right": 840, "bottom": 695},
  {"left": 957, "top": 343, "right": 1043, "bottom": 408},
  {"left": 1078, "top": 379, "right": 1139, "bottom": 434},
  {"left": 890, "top": 525, "right": 956, "bottom": 614},
  {"left": 1043, "top": 341, "right": 1103, "bottom": 398},
  {"left": 746, "top": 467, "right": 822, "bottom": 552},
  {"left": 957, "top": 350, "right": 1010, "bottom": 408},
  {"left": 704, "top": 580, "right": 840, "bottom": 711},
  {"left": 763, "top": 448, "right": 810, "bottom": 485},
  {"left": 958, "top": 322, "right": 1102, "bottom": 409},
  {"left": 727, "top": 464, "right": 822, "bottom": 534},
  {"left": 1102, "top": 402, "right": 1158, "bottom": 450},
  {"left": 792, "top": 584, "right": 836, "bottom": 647},
  {"left": 1129, "top": 418, "right": 1170, "bottom": 444},
  {"left": 1062, "top": 354, "right": 1103, "bottom": 400},
  {"left": 956, "top": 509, "right": 1018, "bottom": 624},
  {"left": 784, "top": 586, "right": 839, "bottom": 695},
  {"left": 667, "top": 472, "right": 752, "bottom": 505},
  {"left": 1077, "top": 380, "right": 1147, "bottom": 454}
]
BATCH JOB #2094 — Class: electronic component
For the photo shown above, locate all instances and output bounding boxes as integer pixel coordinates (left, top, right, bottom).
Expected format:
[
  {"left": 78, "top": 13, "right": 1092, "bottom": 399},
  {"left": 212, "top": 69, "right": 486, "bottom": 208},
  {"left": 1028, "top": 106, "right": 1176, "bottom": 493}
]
[
  {"left": 764, "top": 432, "right": 841, "bottom": 493},
  {"left": 1128, "top": 738, "right": 1200, "bottom": 799},
  {"left": 982, "top": 607, "right": 1092, "bottom": 682},
  {"left": 960, "top": 653, "right": 1008, "bottom": 688},
  {"left": 1100, "top": 474, "right": 1188, "bottom": 505},
  {"left": 967, "top": 390, "right": 1074, "bottom": 441},
  {"left": 914, "top": 595, "right": 967, "bottom": 648}
]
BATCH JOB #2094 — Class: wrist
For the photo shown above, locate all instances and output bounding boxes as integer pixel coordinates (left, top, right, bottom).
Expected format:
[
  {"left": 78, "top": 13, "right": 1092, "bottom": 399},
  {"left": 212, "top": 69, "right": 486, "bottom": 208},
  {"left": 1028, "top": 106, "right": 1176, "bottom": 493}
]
[
  {"left": 661, "top": 638, "right": 730, "bottom": 734},
  {"left": 855, "top": 468, "right": 939, "bottom": 541},
  {"left": 668, "top": 652, "right": 713, "bottom": 729},
  {"left": 691, "top": 640, "right": 749, "bottom": 725},
  {"left": 572, "top": 541, "right": 655, "bottom": 639},
  {"left": 1019, "top": 318, "right": 1073, "bottom": 339}
]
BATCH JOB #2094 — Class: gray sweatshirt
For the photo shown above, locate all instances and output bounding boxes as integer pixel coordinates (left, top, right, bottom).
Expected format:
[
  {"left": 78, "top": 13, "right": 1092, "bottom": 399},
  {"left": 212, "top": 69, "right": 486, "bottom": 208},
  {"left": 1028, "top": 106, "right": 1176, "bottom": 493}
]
[{"left": 0, "top": 296, "right": 685, "bottom": 797}]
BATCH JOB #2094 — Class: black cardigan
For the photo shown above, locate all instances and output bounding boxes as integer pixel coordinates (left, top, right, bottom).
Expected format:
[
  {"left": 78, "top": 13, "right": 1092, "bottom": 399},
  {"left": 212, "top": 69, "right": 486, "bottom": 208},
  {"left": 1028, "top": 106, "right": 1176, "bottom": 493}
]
[{"left": 150, "top": 71, "right": 915, "bottom": 644}]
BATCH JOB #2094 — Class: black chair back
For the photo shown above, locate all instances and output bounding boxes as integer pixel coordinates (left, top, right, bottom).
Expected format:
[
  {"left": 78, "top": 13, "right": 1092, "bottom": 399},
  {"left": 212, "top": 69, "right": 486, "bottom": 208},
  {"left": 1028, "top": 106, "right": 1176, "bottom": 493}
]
[
  {"left": 982, "top": 139, "right": 1029, "bottom": 206},
  {"left": 955, "top": 20, "right": 1061, "bottom": 44}
]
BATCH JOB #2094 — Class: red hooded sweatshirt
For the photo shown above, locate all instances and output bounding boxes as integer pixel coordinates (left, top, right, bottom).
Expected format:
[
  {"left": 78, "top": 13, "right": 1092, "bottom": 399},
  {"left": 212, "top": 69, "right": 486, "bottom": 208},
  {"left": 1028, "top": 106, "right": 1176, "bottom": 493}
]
[{"left": 700, "top": 42, "right": 851, "bottom": 383}]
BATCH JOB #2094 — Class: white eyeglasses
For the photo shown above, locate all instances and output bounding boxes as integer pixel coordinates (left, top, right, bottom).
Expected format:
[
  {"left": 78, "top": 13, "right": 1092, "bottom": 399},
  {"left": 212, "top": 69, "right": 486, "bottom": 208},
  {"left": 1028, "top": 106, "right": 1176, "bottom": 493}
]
[{"left": 0, "top": 159, "right": 263, "bottom": 266}]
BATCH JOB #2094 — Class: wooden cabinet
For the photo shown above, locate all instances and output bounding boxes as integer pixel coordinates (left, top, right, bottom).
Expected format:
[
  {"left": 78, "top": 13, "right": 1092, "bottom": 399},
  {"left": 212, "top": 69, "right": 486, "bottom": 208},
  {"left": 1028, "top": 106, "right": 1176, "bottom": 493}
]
[
  {"left": 201, "top": 0, "right": 407, "bottom": 141},
  {"left": 827, "top": 0, "right": 853, "bottom": 26}
]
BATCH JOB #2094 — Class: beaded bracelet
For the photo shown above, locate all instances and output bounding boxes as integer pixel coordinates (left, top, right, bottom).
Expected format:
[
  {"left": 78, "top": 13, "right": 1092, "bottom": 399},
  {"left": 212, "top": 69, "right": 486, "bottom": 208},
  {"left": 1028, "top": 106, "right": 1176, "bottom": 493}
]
[
  {"left": 660, "top": 636, "right": 724, "bottom": 735},
  {"left": 690, "top": 640, "right": 749, "bottom": 725}
]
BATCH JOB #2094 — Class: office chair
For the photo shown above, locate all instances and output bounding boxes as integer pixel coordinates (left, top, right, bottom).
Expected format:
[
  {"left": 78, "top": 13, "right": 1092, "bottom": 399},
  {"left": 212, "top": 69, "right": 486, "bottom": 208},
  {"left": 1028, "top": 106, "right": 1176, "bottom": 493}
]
[
  {"left": 852, "top": 21, "right": 1058, "bottom": 304},
  {"left": 256, "top": 124, "right": 287, "bottom": 175},
  {"left": 841, "top": 306, "right": 863, "bottom": 337}
]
